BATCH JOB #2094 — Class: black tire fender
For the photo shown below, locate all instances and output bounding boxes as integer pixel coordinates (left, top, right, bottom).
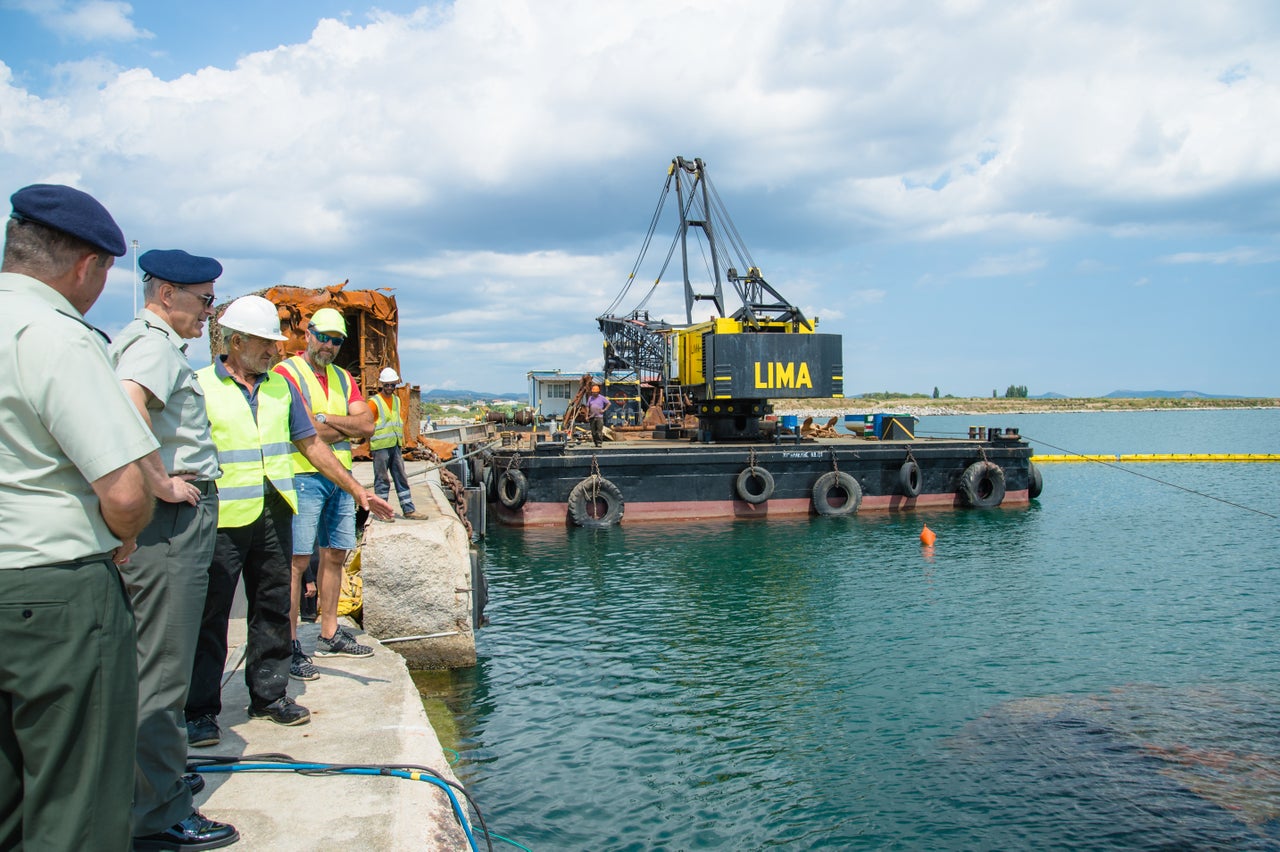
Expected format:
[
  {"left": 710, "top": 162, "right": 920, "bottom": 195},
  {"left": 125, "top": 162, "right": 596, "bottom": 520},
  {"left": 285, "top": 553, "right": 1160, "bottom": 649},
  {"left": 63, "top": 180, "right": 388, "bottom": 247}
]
[
  {"left": 567, "top": 476, "right": 624, "bottom": 528},
  {"left": 898, "top": 460, "right": 921, "bottom": 498},
  {"left": 735, "top": 466, "right": 775, "bottom": 504},
  {"left": 959, "top": 461, "right": 1006, "bottom": 508},
  {"left": 1028, "top": 462, "right": 1043, "bottom": 499},
  {"left": 811, "top": 471, "right": 862, "bottom": 517},
  {"left": 496, "top": 469, "right": 528, "bottom": 509}
]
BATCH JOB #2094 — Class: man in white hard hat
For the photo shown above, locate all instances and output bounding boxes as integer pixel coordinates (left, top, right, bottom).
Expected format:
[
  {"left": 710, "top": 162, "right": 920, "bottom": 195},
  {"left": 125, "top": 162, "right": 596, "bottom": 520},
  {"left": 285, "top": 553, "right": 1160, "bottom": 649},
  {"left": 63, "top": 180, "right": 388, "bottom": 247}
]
[
  {"left": 370, "top": 367, "right": 428, "bottom": 521},
  {"left": 185, "top": 295, "right": 392, "bottom": 748},
  {"left": 0, "top": 184, "right": 155, "bottom": 851},
  {"left": 109, "top": 249, "right": 237, "bottom": 850},
  {"left": 274, "top": 306, "right": 377, "bottom": 677}
]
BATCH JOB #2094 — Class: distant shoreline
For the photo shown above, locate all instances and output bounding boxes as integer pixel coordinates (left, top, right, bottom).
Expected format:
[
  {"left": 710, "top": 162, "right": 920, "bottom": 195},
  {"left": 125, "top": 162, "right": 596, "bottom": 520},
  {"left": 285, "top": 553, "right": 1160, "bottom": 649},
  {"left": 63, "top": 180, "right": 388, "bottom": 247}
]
[{"left": 773, "top": 397, "right": 1280, "bottom": 418}]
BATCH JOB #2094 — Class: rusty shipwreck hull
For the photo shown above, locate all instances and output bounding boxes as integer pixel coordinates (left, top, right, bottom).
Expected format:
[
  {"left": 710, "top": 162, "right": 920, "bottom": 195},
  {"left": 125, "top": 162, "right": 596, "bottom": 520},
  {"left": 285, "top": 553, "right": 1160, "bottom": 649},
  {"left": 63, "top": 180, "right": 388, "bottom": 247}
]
[
  {"left": 489, "top": 435, "right": 1037, "bottom": 527},
  {"left": 210, "top": 281, "right": 422, "bottom": 457}
]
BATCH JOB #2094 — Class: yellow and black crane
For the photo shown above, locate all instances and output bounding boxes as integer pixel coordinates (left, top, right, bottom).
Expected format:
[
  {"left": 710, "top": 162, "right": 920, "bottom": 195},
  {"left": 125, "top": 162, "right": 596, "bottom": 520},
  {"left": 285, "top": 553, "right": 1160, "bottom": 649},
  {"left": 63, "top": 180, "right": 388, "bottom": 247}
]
[{"left": 598, "top": 156, "right": 843, "bottom": 442}]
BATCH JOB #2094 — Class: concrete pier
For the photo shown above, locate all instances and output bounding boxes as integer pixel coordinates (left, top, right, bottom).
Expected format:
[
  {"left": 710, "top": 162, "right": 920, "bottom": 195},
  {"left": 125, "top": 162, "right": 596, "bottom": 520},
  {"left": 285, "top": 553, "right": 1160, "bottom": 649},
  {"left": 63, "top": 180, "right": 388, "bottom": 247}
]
[
  {"left": 192, "top": 619, "right": 474, "bottom": 851},
  {"left": 190, "top": 459, "right": 484, "bottom": 850}
]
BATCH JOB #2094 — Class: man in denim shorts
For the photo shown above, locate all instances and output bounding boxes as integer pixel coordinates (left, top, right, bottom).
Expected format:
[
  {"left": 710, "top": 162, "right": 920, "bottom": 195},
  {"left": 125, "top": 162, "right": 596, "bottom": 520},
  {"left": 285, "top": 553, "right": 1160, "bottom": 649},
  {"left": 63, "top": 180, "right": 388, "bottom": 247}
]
[{"left": 274, "top": 307, "right": 376, "bottom": 678}]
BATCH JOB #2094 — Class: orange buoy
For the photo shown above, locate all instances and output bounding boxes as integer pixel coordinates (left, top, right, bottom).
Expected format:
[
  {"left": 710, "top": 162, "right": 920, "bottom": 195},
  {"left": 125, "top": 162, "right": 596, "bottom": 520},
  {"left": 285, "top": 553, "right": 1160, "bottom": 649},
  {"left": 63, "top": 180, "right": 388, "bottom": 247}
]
[{"left": 920, "top": 525, "right": 937, "bottom": 546}]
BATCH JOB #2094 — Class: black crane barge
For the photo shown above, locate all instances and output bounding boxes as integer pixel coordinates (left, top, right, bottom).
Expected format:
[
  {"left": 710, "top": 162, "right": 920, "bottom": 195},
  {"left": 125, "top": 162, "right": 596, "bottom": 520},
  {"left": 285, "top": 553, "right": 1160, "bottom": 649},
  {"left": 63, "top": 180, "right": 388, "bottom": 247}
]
[{"left": 490, "top": 157, "right": 1040, "bottom": 527}]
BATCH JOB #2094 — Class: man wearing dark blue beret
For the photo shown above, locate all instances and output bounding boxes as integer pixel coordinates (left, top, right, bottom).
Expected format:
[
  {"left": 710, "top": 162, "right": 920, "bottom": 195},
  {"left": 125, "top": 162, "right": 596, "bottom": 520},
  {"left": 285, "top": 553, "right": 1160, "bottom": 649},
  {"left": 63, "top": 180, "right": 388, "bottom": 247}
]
[
  {"left": 110, "top": 249, "right": 239, "bottom": 849},
  {"left": 0, "top": 184, "right": 157, "bottom": 849}
]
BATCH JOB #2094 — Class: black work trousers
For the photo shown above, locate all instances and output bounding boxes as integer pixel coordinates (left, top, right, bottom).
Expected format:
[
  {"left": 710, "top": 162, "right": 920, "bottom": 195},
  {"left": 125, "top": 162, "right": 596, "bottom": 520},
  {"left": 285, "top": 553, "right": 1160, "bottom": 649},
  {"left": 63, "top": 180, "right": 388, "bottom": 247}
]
[{"left": 186, "top": 490, "right": 294, "bottom": 718}]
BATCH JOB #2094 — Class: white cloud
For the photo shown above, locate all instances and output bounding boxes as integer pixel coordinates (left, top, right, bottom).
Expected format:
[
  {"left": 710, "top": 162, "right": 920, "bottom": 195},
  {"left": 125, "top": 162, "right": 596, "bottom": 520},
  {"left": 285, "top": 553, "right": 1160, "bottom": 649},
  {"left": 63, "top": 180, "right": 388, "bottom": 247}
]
[
  {"left": 960, "top": 248, "right": 1046, "bottom": 279},
  {"left": 7, "top": 1, "right": 1280, "bottom": 249},
  {"left": 1161, "top": 247, "right": 1278, "bottom": 265},
  {"left": 13, "top": 0, "right": 151, "bottom": 41},
  {"left": 4, "top": 0, "right": 1280, "bottom": 393}
]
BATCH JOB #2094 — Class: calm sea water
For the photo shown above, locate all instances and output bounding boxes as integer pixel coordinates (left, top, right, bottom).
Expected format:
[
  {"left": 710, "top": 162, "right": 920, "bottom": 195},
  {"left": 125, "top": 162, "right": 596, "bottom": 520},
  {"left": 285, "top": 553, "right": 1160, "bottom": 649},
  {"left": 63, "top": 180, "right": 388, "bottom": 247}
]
[{"left": 420, "top": 410, "right": 1280, "bottom": 851}]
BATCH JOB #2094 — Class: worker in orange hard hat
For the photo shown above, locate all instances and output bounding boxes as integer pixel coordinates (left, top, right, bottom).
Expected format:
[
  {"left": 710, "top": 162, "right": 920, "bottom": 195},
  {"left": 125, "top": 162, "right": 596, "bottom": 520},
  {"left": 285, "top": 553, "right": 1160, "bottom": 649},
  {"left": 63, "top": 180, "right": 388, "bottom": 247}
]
[{"left": 585, "top": 383, "right": 611, "bottom": 448}]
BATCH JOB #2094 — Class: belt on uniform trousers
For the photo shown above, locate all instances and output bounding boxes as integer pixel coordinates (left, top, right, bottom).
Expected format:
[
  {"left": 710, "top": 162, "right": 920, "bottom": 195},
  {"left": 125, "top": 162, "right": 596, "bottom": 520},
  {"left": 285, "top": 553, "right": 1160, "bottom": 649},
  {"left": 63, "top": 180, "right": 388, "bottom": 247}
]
[
  {"left": 171, "top": 474, "right": 217, "bottom": 495},
  {"left": 36, "top": 552, "right": 116, "bottom": 570}
]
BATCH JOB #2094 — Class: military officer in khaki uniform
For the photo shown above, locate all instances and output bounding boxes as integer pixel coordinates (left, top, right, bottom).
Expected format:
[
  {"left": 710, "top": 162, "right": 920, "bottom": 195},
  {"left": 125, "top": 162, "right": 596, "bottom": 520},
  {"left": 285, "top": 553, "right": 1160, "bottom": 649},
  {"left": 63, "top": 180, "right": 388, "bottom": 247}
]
[
  {"left": 0, "top": 184, "right": 156, "bottom": 850},
  {"left": 111, "top": 249, "right": 239, "bottom": 850}
]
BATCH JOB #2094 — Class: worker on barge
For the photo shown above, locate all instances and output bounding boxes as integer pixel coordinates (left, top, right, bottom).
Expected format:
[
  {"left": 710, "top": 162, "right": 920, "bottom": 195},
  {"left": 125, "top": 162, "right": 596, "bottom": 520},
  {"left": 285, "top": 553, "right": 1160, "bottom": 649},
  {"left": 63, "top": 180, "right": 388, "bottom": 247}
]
[
  {"left": 0, "top": 184, "right": 156, "bottom": 850},
  {"left": 586, "top": 383, "right": 611, "bottom": 448},
  {"left": 110, "top": 249, "right": 238, "bottom": 849},
  {"left": 370, "top": 367, "right": 428, "bottom": 521}
]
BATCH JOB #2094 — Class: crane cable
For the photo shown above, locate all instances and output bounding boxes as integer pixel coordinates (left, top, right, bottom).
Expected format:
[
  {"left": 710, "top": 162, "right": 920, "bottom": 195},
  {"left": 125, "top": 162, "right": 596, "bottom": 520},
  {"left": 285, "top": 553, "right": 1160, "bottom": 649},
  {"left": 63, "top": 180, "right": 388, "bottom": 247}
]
[{"left": 603, "top": 167, "right": 674, "bottom": 318}]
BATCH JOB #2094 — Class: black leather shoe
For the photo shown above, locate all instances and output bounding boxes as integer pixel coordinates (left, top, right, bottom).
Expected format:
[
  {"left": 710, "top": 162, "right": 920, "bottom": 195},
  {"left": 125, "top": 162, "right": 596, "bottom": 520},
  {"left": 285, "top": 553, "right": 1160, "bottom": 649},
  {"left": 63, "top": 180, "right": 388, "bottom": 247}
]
[
  {"left": 133, "top": 810, "right": 239, "bottom": 850},
  {"left": 186, "top": 714, "right": 219, "bottom": 747},
  {"left": 247, "top": 695, "right": 310, "bottom": 726},
  {"left": 183, "top": 772, "right": 205, "bottom": 796}
]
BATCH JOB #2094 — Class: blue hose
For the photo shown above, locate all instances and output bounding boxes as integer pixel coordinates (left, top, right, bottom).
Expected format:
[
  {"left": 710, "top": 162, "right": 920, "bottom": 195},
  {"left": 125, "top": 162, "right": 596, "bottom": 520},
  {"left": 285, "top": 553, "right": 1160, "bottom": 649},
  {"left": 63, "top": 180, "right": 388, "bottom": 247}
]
[{"left": 195, "top": 761, "right": 482, "bottom": 851}]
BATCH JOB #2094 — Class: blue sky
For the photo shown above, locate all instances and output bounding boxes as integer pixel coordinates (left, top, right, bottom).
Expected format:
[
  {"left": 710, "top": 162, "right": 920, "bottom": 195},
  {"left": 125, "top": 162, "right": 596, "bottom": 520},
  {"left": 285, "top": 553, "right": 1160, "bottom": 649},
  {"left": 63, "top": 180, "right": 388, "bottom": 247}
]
[{"left": 2, "top": 0, "right": 1277, "bottom": 397}]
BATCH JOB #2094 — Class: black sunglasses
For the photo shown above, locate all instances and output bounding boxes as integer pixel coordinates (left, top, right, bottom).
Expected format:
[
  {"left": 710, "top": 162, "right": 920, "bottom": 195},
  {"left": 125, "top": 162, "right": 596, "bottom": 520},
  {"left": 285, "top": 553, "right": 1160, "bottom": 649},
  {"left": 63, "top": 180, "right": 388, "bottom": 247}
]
[
  {"left": 179, "top": 288, "right": 215, "bottom": 309},
  {"left": 310, "top": 328, "right": 346, "bottom": 346}
]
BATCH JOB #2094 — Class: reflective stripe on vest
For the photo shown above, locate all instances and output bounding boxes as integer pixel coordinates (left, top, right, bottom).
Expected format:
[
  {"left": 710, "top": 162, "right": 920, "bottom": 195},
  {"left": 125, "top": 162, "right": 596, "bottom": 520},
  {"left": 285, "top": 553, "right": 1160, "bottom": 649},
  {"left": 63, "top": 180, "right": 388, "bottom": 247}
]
[
  {"left": 277, "top": 355, "right": 353, "bottom": 472},
  {"left": 196, "top": 365, "right": 298, "bottom": 528},
  {"left": 370, "top": 394, "right": 403, "bottom": 451}
]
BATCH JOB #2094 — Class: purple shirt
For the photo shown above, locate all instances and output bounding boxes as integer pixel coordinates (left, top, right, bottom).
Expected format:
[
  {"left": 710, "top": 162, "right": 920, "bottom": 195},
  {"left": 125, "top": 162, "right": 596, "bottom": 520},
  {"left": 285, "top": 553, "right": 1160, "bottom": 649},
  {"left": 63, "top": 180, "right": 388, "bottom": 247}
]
[{"left": 587, "top": 392, "right": 610, "bottom": 417}]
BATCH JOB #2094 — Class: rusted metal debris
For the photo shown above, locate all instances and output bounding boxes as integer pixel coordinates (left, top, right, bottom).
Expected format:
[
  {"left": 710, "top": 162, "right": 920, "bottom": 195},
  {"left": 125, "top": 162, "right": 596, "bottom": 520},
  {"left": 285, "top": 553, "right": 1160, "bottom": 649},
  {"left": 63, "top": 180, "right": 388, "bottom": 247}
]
[{"left": 210, "top": 280, "right": 422, "bottom": 455}]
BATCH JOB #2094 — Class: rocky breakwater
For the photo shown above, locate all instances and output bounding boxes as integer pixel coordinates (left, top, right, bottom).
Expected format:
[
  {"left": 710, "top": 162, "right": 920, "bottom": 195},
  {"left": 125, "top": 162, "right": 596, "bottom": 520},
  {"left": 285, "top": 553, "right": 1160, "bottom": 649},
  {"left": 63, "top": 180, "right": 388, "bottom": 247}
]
[{"left": 361, "top": 467, "right": 478, "bottom": 670}]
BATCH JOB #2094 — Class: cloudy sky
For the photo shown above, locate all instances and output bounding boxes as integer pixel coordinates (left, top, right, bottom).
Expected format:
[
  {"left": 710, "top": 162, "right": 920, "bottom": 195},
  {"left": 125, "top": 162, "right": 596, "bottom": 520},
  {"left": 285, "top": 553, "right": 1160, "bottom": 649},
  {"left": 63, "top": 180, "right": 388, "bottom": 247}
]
[{"left": 2, "top": 0, "right": 1277, "bottom": 397}]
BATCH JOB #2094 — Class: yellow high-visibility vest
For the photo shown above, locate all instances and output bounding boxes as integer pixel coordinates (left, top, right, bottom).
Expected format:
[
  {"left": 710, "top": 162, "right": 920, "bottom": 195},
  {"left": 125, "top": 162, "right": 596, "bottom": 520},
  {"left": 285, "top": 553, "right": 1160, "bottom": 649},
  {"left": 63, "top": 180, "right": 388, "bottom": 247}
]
[
  {"left": 197, "top": 365, "right": 298, "bottom": 528},
  {"left": 276, "top": 355, "right": 354, "bottom": 472},
  {"left": 370, "top": 393, "right": 403, "bottom": 451}
]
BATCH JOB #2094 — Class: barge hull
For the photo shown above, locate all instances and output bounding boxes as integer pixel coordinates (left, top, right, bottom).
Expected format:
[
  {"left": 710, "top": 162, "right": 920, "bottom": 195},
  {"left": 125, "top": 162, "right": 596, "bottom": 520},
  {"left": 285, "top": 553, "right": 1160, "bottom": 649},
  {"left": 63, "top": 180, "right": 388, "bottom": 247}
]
[
  {"left": 497, "top": 490, "right": 1032, "bottom": 526},
  {"left": 489, "top": 436, "right": 1036, "bottom": 527}
]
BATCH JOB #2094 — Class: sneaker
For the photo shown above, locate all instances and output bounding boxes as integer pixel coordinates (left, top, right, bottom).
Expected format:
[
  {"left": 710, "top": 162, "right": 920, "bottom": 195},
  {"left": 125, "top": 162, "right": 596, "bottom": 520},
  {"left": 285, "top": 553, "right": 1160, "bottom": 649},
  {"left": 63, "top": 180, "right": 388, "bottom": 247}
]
[
  {"left": 186, "top": 714, "right": 220, "bottom": 747},
  {"left": 134, "top": 810, "right": 238, "bottom": 850},
  {"left": 402, "top": 510, "right": 429, "bottom": 520},
  {"left": 315, "top": 626, "right": 373, "bottom": 658},
  {"left": 247, "top": 695, "right": 311, "bottom": 726},
  {"left": 374, "top": 515, "right": 395, "bottom": 523},
  {"left": 290, "top": 639, "right": 319, "bottom": 681}
]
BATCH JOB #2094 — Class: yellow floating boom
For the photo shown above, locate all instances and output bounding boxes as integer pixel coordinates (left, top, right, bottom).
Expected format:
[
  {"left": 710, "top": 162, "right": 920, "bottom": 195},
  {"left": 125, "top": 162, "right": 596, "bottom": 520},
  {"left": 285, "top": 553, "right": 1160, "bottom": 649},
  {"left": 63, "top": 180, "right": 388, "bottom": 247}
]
[{"left": 1034, "top": 453, "right": 1280, "bottom": 464}]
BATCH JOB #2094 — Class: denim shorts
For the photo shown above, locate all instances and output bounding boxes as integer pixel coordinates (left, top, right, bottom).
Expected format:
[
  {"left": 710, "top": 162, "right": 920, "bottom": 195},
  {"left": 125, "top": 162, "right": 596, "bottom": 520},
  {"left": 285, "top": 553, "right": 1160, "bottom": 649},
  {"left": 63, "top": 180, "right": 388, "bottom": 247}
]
[{"left": 292, "top": 472, "right": 356, "bottom": 554}]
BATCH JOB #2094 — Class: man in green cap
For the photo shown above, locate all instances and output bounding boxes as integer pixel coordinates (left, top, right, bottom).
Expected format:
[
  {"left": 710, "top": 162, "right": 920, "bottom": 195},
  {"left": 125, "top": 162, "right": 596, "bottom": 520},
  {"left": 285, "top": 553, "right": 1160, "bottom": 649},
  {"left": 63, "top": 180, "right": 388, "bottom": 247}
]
[{"left": 274, "top": 306, "right": 377, "bottom": 678}]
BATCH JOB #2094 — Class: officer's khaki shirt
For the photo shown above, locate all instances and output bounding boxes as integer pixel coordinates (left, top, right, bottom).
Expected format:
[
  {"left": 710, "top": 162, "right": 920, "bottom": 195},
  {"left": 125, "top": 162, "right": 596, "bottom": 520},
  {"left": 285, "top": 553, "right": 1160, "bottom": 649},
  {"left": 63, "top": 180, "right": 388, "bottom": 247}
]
[
  {"left": 0, "top": 272, "right": 158, "bottom": 568},
  {"left": 110, "top": 308, "right": 219, "bottom": 480}
]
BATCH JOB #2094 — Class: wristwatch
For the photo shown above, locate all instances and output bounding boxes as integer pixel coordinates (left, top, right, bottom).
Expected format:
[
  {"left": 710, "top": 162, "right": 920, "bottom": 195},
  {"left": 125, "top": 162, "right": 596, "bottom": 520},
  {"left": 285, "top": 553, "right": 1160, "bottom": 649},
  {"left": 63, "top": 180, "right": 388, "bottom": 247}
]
[{"left": 315, "top": 413, "right": 327, "bottom": 424}]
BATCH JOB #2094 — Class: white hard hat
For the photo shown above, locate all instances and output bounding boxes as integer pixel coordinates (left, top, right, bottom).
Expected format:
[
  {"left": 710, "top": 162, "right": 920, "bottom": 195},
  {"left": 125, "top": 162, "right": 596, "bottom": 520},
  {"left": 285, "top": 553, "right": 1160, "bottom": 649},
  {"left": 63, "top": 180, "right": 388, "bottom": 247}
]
[
  {"left": 219, "top": 295, "right": 286, "bottom": 341},
  {"left": 379, "top": 367, "right": 401, "bottom": 383}
]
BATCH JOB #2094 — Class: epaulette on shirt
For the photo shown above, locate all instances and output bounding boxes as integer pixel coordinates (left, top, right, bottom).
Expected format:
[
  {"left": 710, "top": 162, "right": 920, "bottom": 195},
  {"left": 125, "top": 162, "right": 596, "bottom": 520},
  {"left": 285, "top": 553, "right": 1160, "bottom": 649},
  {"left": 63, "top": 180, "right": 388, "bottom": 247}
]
[{"left": 55, "top": 308, "right": 111, "bottom": 345}]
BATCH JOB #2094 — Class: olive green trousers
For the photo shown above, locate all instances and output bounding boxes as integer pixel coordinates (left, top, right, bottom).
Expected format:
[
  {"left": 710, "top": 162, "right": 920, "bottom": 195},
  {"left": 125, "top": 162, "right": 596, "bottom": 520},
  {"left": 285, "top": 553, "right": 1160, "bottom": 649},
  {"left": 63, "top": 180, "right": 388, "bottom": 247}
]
[
  {"left": 121, "top": 490, "right": 218, "bottom": 835},
  {"left": 0, "top": 558, "right": 138, "bottom": 851}
]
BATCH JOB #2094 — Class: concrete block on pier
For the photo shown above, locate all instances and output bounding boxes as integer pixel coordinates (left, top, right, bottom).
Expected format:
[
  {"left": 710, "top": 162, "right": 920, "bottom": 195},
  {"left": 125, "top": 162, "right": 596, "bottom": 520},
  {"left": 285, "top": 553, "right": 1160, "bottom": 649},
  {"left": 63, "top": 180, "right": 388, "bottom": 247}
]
[{"left": 361, "top": 469, "right": 477, "bottom": 669}]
